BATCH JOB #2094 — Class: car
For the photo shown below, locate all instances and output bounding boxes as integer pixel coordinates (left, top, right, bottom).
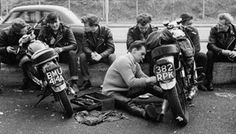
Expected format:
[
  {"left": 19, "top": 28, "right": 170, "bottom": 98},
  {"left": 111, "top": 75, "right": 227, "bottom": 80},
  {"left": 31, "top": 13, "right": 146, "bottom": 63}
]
[{"left": 0, "top": 5, "right": 84, "bottom": 49}]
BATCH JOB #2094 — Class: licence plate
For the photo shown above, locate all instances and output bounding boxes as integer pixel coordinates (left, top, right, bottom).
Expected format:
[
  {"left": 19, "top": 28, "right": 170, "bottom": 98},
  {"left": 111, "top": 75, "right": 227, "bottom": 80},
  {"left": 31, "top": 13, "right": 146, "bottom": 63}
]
[
  {"left": 154, "top": 63, "right": 175, "bottom": 81},
  {"left": 45, "top": 67, "right": 65, "bottom": 87}
]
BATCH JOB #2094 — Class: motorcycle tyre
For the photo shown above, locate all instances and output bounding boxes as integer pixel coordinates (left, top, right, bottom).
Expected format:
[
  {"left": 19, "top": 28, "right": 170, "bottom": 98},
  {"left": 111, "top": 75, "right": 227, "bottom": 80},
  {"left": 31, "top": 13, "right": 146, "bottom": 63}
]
[
  {"left": 57, "top": 90, "right": 74, "bottom": 118},
  {"left": 165, "top": 85, "right": 189, "bottom": 127}
]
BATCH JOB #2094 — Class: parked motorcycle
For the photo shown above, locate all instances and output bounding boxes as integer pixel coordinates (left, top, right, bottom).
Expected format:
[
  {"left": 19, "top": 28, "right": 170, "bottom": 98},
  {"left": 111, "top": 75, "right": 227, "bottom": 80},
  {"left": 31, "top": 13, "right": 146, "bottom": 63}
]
[
  {"left": 17, "top": 20, "right": 74, "bottom": 117},
  {"left": 150, "top": 20, "right": 198, "bottom": 126}
]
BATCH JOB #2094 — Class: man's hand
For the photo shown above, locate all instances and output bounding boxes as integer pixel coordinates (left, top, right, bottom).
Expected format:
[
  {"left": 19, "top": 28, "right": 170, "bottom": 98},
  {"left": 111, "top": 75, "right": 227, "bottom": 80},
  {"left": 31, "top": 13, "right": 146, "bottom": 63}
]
[
  {"left": 6, "top": 46, "right": 17, "bottom": 54},
  {"left": 54, "top": 47, "right": 63, "bottom": 53},
  {"left": 91, "top": 52, "right": 102, "bottom": 61},
  {"left": 91, "top": 52, "right": 96, "bottom": 60},
  {"left": 146, "top": 76, "right": 157, "bottom": 84},
  {"left": 229, "top": 51, "right": 236, "bottom": 59}
]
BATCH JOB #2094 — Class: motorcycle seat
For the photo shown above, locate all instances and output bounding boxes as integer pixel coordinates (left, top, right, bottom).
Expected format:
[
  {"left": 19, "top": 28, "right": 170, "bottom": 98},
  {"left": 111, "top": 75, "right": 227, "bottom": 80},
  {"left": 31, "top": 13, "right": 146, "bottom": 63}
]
[
  {"left": 151, "top": 44, "right": 179, "bottom": 59},
  {"left": 31, "top": 48, "right": 58, "bottom": 66}
]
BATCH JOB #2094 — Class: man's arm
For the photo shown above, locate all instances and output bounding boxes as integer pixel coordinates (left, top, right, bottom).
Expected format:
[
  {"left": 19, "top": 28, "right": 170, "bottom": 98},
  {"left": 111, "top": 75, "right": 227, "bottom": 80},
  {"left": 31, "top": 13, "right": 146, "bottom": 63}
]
[
  {"left": 60, "top": 28, "right": 77, "bottom": 52},
  {"left": 117, "top": 58, "right": 147, "bottom": 88},
  {"left": 37, "top": 26, "right": 46, "bottom": 43},
  {"left": 189, "top": 27, "right": 201, "bottom": 53},
  {"left": 207, "top": 27, "right": 224, "bottom": 55},
  {"left": 126, "top": 28, "right": 135, "bottom": 49},
  {"left": 0, "top": 31, "right": 8, "bottom": 53},
  {"left": 136, "top": 63, "right": 148, "bottom": 78},
  {"left": 82, "top": 34, "right": 93, "bottom": 55},
  {"left": 99, "top": 28, "right": 115, "bottom": 58}
]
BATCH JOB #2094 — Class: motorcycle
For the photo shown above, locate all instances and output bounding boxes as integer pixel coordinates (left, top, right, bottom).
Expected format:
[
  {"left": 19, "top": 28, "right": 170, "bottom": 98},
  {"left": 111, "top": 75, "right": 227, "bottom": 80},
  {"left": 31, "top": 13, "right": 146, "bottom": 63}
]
[
  {"left": 150, "top": 20, "right": 198, "bottom": 126},
  {"left": 17, "top": 20, "right": 74, "bottom": 117}
]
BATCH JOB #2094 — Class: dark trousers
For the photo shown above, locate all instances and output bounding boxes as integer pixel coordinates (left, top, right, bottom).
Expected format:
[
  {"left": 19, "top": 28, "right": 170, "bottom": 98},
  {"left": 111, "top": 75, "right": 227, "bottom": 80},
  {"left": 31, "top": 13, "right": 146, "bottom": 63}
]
[
  {"left": 206, "top": 50, "right": 234, "bottom": 82},
  {"left": 195, "top": 52, "right": 207, "bottom": 75},
  {"left": 0, "top": 50, "right": 18, "bottom": 65},
  {"left": 79, "top": 52, "right": 116, "bottom": 81},
  {"left": 0, "top": 51, "right": 34, "bottom": 83},
  {"left": 58, "top": 50, "right": 78, "bottom": 80},
  {"left": 109, "top": 85, "right": 164, "bottom": 117}
]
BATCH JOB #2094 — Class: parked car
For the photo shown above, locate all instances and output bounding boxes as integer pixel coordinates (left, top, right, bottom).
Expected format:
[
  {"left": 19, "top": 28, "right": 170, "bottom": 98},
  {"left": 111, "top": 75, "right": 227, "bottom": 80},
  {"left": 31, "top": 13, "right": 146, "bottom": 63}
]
[{"left": 0, "top": 5, "right": 84, "bottom": 50}]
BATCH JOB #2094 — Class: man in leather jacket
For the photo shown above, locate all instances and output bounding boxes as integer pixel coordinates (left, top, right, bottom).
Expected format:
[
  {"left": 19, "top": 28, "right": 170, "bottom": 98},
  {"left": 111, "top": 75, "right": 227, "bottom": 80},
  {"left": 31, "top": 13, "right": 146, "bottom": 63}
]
[
  {"left": 0, "top": 18, "right": 38, "bottom": 91},
  {"left": 179, "top": 13, "right": 207, "bottom": 91},
  {"left": 127, "top": 13, "right": 158, "bottom": 64},
  {"left": 37, "top": 12, "right": 79, "bottom": 91},
  {"left": 206, "top": 13, "right": 236, "bottom": 91},
  {"left": 79, "top": 14, "right": 116, "bottom": 90}
]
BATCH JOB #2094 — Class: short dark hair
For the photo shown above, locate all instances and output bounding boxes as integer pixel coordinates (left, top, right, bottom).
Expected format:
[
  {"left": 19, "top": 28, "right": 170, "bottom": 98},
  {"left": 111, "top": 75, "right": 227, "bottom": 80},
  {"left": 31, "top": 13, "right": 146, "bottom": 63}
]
[
  {"left": 45, "top": 12, "right": 61, "bottom": 23},
  {"left": 128, "top": 40, "right": 146, "bottom": 52},
  {"left": 180, "top": 13, "right": 193, "bottom": 23},
  {"left": 11, "top": 18, "right": 28, "bottom": 33},
  {"left": 81, "top": 14, "right": 99, "bottom": 26},
  {"left": 136, "top": 13, "right": 152, "bottom": 26}
]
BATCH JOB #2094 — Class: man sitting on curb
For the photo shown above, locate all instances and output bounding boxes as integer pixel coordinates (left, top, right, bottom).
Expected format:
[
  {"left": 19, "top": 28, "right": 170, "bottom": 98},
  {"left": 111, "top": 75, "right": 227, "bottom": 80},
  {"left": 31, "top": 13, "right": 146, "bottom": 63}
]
[
  {"left": 102, "top": 41, "right": 163, "bottom": 121},
  {"left": 37, "top": 12, "right": 79, "bottom": 91},
  {"left": 0, "top": 18, "right": 40, "bottom": 92},
  {"left": 79, "top": 14, "right": 116, "bottom": 91},
  {"left": 127, "top": 13, "right": 158, "bottom": 76}
]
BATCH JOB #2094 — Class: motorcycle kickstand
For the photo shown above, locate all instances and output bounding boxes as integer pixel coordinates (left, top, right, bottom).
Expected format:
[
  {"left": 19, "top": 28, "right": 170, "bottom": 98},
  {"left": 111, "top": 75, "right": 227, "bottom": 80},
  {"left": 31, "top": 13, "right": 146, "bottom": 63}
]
[{"left": 34, "top": 87, "right": 51, "bottom": 107}]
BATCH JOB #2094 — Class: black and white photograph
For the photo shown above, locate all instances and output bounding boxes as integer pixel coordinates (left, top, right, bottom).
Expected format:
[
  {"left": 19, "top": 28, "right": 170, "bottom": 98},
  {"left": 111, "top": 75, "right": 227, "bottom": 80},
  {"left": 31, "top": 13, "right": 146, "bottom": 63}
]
[{"left": 0, "top": 0, "right": 235, "bottom": 133}]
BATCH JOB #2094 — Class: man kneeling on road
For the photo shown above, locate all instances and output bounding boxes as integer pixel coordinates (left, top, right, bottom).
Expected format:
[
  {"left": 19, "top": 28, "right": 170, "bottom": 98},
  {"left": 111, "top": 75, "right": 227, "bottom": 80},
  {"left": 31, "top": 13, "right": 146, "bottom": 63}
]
[{"left": 102, "top": 41, "right": 164, "bottom": 121}]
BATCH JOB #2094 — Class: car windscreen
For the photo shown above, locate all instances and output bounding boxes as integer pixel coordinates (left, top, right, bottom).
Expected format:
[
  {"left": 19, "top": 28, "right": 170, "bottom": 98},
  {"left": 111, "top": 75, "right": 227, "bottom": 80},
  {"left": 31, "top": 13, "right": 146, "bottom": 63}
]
[{"left": 4, "top": 11, "right": 41, "bottom": 24}]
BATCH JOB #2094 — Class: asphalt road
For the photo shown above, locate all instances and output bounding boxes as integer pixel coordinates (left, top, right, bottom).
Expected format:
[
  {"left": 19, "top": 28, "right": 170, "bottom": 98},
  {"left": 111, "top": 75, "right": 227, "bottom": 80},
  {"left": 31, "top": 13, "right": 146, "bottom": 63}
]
[{"left": 0, "top": 85, "right": 235, "bottom": 134}]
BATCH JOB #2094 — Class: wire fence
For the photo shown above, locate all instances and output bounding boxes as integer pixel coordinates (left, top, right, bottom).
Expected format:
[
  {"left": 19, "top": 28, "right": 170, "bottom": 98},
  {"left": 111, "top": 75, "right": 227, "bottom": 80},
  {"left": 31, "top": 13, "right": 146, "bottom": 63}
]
[{"left": 1, "top": 0, "right": 236, "bottom": 24}]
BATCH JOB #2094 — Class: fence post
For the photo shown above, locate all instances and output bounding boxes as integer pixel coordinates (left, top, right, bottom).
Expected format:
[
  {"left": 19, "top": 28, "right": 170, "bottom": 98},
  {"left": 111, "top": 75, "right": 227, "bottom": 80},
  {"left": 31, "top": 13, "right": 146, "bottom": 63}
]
[
  {"left": 202, "top": 0, "right": 205, "bottom": 19},
  {"left": 105, "top": 0, "right": 109, "bottom": 26},
  {"left": 136, "top": 0, "right": 138, "bottom": 16}
]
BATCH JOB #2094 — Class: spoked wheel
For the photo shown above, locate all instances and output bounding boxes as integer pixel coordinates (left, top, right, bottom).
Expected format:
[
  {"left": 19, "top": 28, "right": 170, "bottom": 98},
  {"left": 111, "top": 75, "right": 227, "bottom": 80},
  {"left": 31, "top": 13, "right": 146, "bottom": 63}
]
[{"left": 165, "top": 83, "right": 189, "bottom": 127}]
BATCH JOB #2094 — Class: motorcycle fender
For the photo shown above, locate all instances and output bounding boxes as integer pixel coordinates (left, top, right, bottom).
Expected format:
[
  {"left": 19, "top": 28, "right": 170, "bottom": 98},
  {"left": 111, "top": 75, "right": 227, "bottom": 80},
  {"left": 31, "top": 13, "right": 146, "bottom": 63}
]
[
  {"left": 159, "top": 78, "right": 176, "bottom": 90},
  {"left": 51, "top": 82, "right": 67, "bottom": 92}
]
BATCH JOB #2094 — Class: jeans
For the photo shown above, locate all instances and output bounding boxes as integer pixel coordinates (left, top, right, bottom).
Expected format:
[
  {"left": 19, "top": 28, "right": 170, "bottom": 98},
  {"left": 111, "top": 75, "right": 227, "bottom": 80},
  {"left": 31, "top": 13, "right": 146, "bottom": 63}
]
[
  {"left": 79, "top": 52, "right": 116, "bottom": 81},
  {"left": 195, "top": 52, "right": 207, "bottom": 75},
  {"left": 58, "top": 50, "right": 78, "bottom": 80},
  {"left": 206, "top": 50, "right": 234, "bottom": 82},
  {"left": 108, "top": 85, "right": 164, "bottom": 117}
]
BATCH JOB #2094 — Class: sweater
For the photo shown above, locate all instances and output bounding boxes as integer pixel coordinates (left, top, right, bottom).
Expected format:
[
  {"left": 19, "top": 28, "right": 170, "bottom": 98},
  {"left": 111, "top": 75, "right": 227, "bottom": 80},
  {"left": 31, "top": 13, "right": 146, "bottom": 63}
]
[{"left": 102, "top": 53, "right": 148, "bottom": 95}]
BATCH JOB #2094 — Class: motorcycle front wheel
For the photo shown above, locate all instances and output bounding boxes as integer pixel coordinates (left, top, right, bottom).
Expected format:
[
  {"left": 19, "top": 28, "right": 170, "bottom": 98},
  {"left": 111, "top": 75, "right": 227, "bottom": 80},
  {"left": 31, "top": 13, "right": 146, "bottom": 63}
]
[
  {"left": 56, "top": 90, "right": 74, "bottom": 118},
  {"left": 165, "top": 84, "right": 189, "bottom": 127}
]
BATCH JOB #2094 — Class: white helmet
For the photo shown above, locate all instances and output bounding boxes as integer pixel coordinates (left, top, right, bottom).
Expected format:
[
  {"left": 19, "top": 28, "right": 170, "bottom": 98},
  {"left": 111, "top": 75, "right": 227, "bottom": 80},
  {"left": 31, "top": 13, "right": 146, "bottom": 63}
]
[{"left": 27, "top": 40, "right": 49, "bottom": 55}]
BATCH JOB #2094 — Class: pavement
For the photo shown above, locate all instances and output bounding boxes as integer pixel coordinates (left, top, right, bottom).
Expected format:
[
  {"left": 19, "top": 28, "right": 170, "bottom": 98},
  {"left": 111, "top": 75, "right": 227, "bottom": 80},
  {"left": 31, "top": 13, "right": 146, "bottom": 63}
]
[{"left": 0, "top": 84, "right": 236, "bottom": 134}]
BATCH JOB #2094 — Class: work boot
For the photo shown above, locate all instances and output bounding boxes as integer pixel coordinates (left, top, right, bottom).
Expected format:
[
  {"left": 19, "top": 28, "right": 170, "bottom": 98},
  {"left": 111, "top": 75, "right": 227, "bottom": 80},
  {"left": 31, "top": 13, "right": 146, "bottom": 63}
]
[
  {"left": 198, "top": 84, "right": 207, "bottom": 91},
  {"left": 206, "top": 81, "right": 214, "bottom": 91},
  {"left": 71, "top": 80, "right": 78, "bottom": 91},
  {"left": 78, "top": 80, "right": 91, "bottom": 91},
  {"left": 186, "top": 86, "right": 198, "bottom": 101},
  {"left": 144, "top": 104, "right": 159, "bottom": 121}
]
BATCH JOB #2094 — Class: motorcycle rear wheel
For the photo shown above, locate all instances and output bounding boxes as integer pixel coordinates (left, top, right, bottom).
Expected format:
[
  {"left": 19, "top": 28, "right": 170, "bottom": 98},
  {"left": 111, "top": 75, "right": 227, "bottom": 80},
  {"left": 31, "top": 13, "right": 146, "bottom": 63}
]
[
  {"left": 165, "top": 84, "right": 189, "bottom": 127},
  {"left": 57, "top": 90, "right": 74, "bottom": 118}
]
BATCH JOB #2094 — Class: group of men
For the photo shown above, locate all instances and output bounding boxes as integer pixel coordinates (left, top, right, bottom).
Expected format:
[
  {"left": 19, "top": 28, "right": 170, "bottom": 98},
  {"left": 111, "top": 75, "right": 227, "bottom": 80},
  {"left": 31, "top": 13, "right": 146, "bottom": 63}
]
[{"left": 0, "top": 11, "right": 235, "bottom": 121}]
